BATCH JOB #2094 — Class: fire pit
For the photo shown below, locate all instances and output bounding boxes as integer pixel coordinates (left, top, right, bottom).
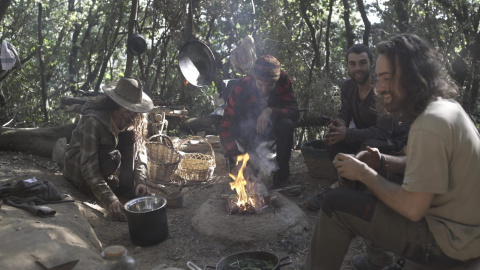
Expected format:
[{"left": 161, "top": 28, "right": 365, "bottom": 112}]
[
  {"left": 191, "top": 192, "right": 310, "bottom": 247},
  {"left": 191, "top": 154, "right": 310, "bottom": 246}
]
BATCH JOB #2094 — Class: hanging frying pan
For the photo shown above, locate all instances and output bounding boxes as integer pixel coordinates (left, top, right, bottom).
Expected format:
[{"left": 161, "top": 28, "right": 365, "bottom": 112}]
[{"left": 178, "top": 40, "right": 216, "bottom": 87}]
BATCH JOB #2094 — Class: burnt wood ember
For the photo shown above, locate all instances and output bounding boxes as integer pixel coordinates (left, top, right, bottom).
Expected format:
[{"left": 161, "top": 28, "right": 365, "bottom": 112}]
[
  {"left": 226, "top": 199, "right": 256, "bottom": 215},
  {"left": 224, "top": 194, "right": 269, "bottom": 215}
]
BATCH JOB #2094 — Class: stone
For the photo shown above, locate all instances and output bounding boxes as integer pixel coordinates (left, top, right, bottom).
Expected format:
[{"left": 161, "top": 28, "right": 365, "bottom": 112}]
[{"left": 191, "top": 192, "right": 310, "bottom": 247}]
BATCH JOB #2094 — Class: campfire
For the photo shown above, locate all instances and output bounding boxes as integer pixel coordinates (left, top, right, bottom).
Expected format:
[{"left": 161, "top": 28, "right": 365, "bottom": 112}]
[{"left": 226, "top": 153, "right": 268, "bottom": 214}]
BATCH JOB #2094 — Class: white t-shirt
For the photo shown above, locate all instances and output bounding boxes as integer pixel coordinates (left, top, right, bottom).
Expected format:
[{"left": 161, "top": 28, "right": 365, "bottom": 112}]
[{"left": 403, "top": 98, "right": 480, "bottom": 260}]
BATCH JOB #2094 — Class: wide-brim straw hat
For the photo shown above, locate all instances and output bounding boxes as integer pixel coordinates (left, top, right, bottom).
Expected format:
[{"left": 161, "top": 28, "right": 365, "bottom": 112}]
[{"left": 102, "top": 77, "right": 154, "bottom": 113}]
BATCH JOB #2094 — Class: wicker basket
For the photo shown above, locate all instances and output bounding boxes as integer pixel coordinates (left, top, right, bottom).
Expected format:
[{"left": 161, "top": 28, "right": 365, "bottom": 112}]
[
  {"left": 146, "top": 134, "right": 181, "bottom": 183},
  {"left": 301, "top": 140, "right": 337, "bottom": 180},
  {"left": 176, "top": 136, "right": 216, "bottom": 182}
]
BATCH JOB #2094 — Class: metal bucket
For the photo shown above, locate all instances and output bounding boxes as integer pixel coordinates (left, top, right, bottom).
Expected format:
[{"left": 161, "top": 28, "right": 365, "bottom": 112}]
[{"left": 123, "top": 196, "right": 169, "bottom": 246}]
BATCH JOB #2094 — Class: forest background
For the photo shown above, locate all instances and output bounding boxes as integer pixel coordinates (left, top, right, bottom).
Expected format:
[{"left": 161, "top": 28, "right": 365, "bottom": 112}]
[{"left": 0, "top": 0, "right": 479, "bottom": 146}]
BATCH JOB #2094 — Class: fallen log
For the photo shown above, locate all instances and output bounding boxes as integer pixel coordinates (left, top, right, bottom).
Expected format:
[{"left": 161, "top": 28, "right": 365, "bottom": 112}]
[
  {"left": 0, "top": 124, "right": 76, "bottom": 158},
  {"left": 60, "top": 96, "right": 188, "bottom": 117}
]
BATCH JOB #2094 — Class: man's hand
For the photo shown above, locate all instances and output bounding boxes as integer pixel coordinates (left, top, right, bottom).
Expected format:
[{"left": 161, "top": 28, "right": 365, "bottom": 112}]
[
  {"left": 324, "top": 119, "right": 347, "bottom": 145},
  {"left": 257, "top": 107, "right": 272, "bottom": 135},
  {"left": 108, "top": 200, "right": 125, "bottom": 221},
  {"left": 356, "top": 146, "right": 382, "bottom": 170},
  {"left": 333, "top": 153, "right": 372, "bottom": 182},
  {"left": 135, "top": 184, "right": 151, "bottom": 197}
]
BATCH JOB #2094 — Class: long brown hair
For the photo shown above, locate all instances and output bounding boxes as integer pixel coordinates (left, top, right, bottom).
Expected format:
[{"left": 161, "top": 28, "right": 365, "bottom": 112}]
[
  {"left": 376, "top": 34, "right": 458, "bottom": 123},
  {"left": 87, "top": 95, "right": 147, "bottom": 148}
]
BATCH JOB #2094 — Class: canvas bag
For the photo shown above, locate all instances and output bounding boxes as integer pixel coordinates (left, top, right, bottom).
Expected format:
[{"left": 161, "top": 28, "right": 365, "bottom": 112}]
[
  {"left": 229, "top": 35, "right": 256, "bottom": 75},
  {"left": 0, "top": 41, "right": 20, "bottom": 71}
]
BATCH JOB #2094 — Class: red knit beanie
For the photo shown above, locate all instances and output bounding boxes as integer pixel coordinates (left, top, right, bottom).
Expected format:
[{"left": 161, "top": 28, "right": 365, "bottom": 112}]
[{"left": 252, "top": 55, "right": 281, "bottom": 82}]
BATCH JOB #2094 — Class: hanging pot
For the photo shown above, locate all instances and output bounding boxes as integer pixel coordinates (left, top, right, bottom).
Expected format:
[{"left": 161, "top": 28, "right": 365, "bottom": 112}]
[
  {"left": 128, "top": 34, "right": 147, "bottom": 55},
  {"left": 178, "top": 40, "right": 216, "bottom": 87}
]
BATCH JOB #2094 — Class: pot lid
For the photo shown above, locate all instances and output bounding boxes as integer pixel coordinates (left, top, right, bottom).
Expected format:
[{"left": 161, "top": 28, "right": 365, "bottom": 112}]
[
  {"left": 178, "top": 40, "right": 216, "bottom": 87},
  {"left": 102, "top": 245, "right": 127, "bottom": 258}
]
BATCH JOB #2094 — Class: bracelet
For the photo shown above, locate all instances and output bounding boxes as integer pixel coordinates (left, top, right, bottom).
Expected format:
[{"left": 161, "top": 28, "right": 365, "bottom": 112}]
[{"left": 380, "top": 154, "right": 387, "bottom": 171}]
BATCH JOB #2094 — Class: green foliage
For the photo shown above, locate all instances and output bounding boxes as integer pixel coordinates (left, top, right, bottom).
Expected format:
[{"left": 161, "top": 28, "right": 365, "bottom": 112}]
[{"left": 0, "top": 0, "right": 478, "bottom": 132}]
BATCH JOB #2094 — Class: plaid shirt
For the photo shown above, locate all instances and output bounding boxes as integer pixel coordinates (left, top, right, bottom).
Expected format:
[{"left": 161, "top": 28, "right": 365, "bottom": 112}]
[
  {"left": 219, "top": 70, "right": 299, "bottom": 156},
  {"left": 63, "top": 108, "right": 148, "bottom": 208}
]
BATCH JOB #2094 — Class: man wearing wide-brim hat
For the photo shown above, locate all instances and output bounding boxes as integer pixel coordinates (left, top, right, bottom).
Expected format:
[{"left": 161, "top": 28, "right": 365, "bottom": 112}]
[{"left": 64, "top": 77, "right": 154, "bottom": 221}]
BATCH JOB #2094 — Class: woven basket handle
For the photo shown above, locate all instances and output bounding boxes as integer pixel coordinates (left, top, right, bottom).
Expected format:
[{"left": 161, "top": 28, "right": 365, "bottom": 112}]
[
  {"left": 177, "top": 136, "right": 216, "bottom": 161},
  {"left": 148, "top": 134, "right": 174, "bottom": 149}
]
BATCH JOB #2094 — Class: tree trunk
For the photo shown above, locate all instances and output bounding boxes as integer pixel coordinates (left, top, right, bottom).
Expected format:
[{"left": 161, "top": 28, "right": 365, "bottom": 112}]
[
  {"left": 394, "top": 0, "right": 409, "bottom": 32},
  {"left": 125, "top": 0, "right": 138, "bottom": 77},
  {"left": 37, "top": 3, "right": 48, "bottom": 122},
  {"left": 356, "top": 0, "right": 371, "bottom": 46},
  {"left": 342, "top": 0, "right": 354, "bottom": 49},
  {"left": 300, "top": 0, "right": 321, "bottom": 69},
  {"left": 0, "top": 124, "right": 76, "bottom": 158},
  {"left": 0, "top": 0, "right": 12, "bottom": 23},
  {"left": 324, "top": 0, "right": 334, "bottom": 73},
  {"left": 68, "top": 24, "right": 81, "bottom": 95}
]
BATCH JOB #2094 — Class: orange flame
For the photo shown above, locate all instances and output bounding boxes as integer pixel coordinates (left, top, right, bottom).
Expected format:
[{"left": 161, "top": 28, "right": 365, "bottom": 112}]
[{"left": 229, "top": 153, "right": 255, "bottom": 209}]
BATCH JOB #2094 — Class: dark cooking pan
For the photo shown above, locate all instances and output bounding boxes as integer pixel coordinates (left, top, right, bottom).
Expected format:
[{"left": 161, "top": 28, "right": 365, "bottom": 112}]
[
  {"left": 188, "top": 251, "right": 291, "bottom": 270},
  {"left": 178, "top": 40, "right": 216, "bottom": 87}
]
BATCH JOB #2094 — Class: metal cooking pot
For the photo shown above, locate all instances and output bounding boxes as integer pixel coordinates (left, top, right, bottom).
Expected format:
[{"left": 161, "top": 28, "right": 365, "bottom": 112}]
[
  {"left": 123, "top": 196, "right": 169, "bottom": 246},
  {"left": 128, "top": 33, "right": 147, "bottom": 55},
  {"left": 187, "top": 251, "right": 291, "bottom": 270},
  {"left": 178, "top": 40, "right": 216, "bottom": 87}
]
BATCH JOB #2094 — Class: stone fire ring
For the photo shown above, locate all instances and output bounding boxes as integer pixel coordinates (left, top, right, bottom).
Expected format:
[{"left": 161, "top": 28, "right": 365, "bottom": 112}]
[{"left": 191, "top": 192, "right": 311, "bottom": 247}]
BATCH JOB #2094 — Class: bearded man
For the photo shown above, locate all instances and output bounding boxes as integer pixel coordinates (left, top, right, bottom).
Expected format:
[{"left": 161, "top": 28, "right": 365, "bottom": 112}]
[
  {"left": 304, "top": 34, "right": 480, "bottom": 270},
  {"left": 305, "top": 44, "right": 409, "bottom": 211},
  {"left": 324, "top": 44, "right": 409, "bottom": 160},
  {"left": 64, "top": 77, "right": 153, "bottom": 221}
]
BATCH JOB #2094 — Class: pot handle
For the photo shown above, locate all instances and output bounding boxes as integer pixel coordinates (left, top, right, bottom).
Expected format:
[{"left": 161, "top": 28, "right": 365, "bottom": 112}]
[
  {"left": 187, "top": 261, "right": 202, "bottom": 270},
  {"left": 278, "top": 256, "right": 292, "bottom": 267}
]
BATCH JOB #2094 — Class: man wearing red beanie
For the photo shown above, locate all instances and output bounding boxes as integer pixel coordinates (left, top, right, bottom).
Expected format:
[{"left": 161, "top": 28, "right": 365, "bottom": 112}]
[{"left": 219, "top": 55, "right": 299, "bottom": 188}]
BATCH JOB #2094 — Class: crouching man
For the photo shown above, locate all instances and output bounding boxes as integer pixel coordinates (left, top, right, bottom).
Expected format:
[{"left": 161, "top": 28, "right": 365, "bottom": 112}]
[
  {"left": 219, "top": 55, "right": 299, "bottom": 188},
  {"left": 64, "top": 78, "right": 152, "bottom": 221},
  {"left": 304, "top": 34, "right": 480, "bottom": 269}
]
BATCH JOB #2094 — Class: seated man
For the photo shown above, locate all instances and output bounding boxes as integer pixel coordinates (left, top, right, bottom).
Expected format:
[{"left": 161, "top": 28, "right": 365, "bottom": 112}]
[
  {"left": 219, "top": 55, "right": 299, "bottom": 188},
  {"left": 304, "top": 34, "right": 480, "bottom": 270},
  {"left": 64, "top": 77, "right": 152, "bottom": 221},
  {"left": 325, "top": 43, "right": 409, "bottom": 159},
  {"left": 305, "top": 44, "right": 409, "bottom": 211}
]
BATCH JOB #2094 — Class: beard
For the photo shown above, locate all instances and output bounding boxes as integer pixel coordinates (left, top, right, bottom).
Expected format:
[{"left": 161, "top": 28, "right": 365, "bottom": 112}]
[
  {"left": 375, "top": 90, "right": 406, "bottom": 115},
  {"left": 350, "top": 71, "right": 370, "bottom": 85}
]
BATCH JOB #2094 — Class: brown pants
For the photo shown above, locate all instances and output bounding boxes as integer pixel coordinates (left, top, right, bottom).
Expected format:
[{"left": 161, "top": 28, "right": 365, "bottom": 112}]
[{"left": 304, "top": 187, "right": 465, "bottom": 270}]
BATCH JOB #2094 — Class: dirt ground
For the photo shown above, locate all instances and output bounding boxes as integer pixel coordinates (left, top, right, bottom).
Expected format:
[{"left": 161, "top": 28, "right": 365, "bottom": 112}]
[{"left": 0, "top": 137, "right": 366, "bottom": 270}]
